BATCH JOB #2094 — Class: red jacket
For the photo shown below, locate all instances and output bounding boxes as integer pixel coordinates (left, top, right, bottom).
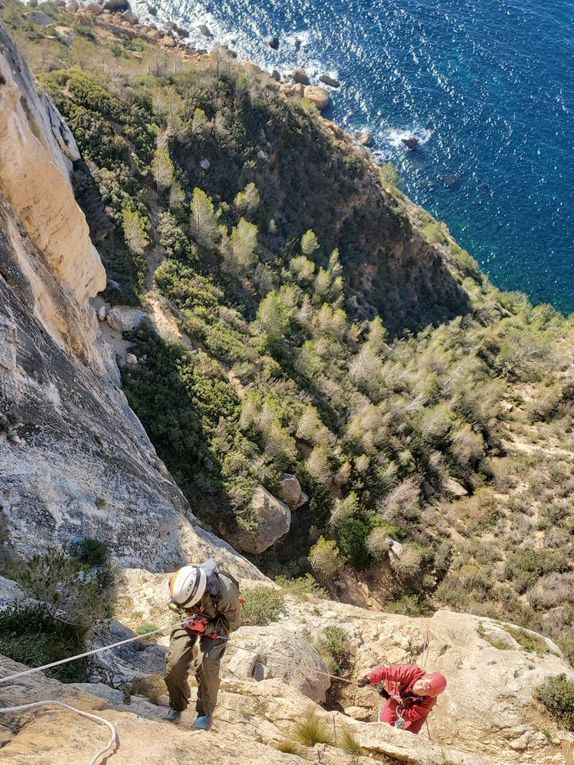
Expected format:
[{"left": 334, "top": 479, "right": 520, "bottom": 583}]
[{"left": 367, "top": 664, "right": 436, "bottom": 733}]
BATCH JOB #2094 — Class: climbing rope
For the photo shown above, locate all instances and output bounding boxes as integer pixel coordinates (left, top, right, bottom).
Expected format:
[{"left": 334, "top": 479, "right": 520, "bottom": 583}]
[{"left": 0, "top": 700, "right": 117, "bottom": 765}]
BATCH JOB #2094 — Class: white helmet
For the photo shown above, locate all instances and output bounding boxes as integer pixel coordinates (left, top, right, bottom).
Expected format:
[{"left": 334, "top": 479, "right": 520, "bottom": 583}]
[{"left": 169, "top": 565, "right": 207, "bottom": 608}]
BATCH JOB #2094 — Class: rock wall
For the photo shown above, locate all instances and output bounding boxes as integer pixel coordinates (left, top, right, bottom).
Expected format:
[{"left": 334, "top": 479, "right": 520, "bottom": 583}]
[{"left": 0, "top": 20, "right": 263, "bottom": 579}]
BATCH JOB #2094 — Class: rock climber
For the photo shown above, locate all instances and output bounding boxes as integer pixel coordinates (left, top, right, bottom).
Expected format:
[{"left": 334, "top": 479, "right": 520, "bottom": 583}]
[
  {"left": 358, "top": 663, "right": 446, "bottom": 734},
  {"left": 163, "top": 558, "right": 241, "bottom": 729}
]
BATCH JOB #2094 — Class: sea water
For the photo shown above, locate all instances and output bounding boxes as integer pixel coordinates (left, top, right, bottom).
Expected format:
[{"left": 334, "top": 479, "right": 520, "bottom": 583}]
[{"left": 142, "top": 0, "right": 574, "bottom": 313}]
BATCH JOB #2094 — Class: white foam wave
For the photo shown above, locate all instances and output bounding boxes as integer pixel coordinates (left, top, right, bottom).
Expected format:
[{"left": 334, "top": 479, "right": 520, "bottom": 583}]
[{"left": 386, "top": 126, "right": 433, "bottom": 148}]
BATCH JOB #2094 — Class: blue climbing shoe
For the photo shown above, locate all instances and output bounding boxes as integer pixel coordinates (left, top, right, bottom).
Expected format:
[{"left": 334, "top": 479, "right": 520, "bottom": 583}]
[
  {"left": 163, "top": 708, "right": 181, "bottom": 724},
  {"left": 191, "top": 715, "right": 212, "bottom": 730}
]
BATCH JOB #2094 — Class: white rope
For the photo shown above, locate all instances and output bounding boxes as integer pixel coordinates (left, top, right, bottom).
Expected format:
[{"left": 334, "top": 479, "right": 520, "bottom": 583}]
[{"left": 0, "top": 700, "right": 117, "bottom": 765}]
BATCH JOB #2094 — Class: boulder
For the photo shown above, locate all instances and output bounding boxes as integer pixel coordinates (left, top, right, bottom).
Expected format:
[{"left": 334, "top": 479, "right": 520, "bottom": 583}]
[
  {"left": 319, "top": 74, "right": 340, "bottom": 88},
  {"left": 161, "top": 35, "right": 175, "bottom": 48},
  {"left": 279, "top": 82, "right": 304, "bottom": 99},
  {"left": 85, "top": 3, "right": 103, "bottom": 15},
  {"left": 292, "top": 68, "right": 309, "bottom": 85},
  {"left": 147, "top": 28, "right": 162, "bottom": 40},
  {"left": 303, "top": 85, "right": 330, "bottom": 111},
  {"left": 199, "top": 158, "right": 210, "bottom": 170},
  {"left": 234, "top": 485, "right": 291, "bottom": 554},
  {"left": 97, "top": 304, "right": 107, "bottom": 321},
  {"left": 268, "top": 35, "right": 279, "bottom": 50},
  {"left": 27, "top": 10, "right": 54, "bottom": 25},
  {"left": 66, "top": 1, "right": 79, "bottom": 11},
  {"left": 198, "top": 23, "right": 212, "bottom": 38},
  {"left": 106, "top": 306, "right": 146, "bottom": 333},
  {"left": 401, "top": 135, "right": 419, "bottom": 150},
  {"left": 54, "top": 26, "right": 74, "bottom": 46},
  {"left": 442, "top": 476, "right": 468, "bottom": 498},
  {"left": 87, "top": 619, "right": 165, "bottom": 687},
  {"left": 126, "top": 353, "right": 138, "bottom": 365},
  {"left": 121, "top": 9, "right": 138, "bottom": 24},
  {"left": 0, "top": 575, "right": 25, "bottom": 606},
  {"left": 277, "top": 474, "right": 308, "bottom": 509},
  {"left": 270, "top": 70, "right": 281, "bottom": 82},
  {"left": 356, "top": 130, "right": 374, "bottom": 146},
  {"left": 225, "top": 623, "right": 331, "bottom": 703}
]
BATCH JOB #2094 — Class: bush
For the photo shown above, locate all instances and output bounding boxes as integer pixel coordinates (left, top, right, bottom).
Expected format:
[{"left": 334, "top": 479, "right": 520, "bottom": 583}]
[
  {"left": 77, "top": 538, "right": 110, "bottom": 566},
  {"left": 506, "top": 625, "right": 547, "bottom": 655},
  {"left": 0, "top": 604, "right": 87, "bottom": 683},
  {"left": 337, "top": 517, "right": 373, "bottom": 570},
  {"left": 315, "top": 626, "right": 349, "bottom": 675},
  {"left": 309, "top": 537, "right": 342, "bottom": 579},
  {"left": 241, "top": 587, "right": 285, "bottom": 626},
  {"left": 275, "top": 574, "right": 327, "bottom": 599},
  {"left": 16, "top": 550, "right": 112, "bottom": 628},
  {"left": 534, "top": 674, "right": 574, "bottom": 731}
]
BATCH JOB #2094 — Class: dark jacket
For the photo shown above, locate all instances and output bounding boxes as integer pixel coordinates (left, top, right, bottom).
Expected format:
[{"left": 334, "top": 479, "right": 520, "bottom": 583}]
[{"left": 185, "top": 560, "right": 241, "bottom": 637}]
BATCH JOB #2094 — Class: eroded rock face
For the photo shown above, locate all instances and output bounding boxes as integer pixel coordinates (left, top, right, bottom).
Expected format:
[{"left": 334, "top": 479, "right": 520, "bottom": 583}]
[
  {"left": 234, "top": 485, "right": 291, "bottom": 554},
  {"left": 304, "top": 86, "right": 330, "bottom": 111},
  {"left": 0, "top": 20, "right": 264, "bottom": 576}
]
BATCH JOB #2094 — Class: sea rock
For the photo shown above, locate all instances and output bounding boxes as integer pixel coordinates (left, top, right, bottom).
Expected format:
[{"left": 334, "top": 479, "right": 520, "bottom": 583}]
[
  {"left": 27, "top": 9, "right": 53, "bottom": 25},
  {"left": 106, "top": 306, "right": 146, "bottom": 333},
  {"left": 147, "top": 28, "right": 162, "bottom": 40},
  {"left": 233, "top": 485, "right": 291, "bottom": 554},
  {"left": 270, "top": 69, "right": 281, "bottom": 82},
  {"left": 279, "top": 82, "right": 304, "bottom": 99},
  {"left": 401, "top": 135, "right": 419, "bottom": 150},
  {"left": 103, "top": 0, "right": 130, "bottom": 11},
  {"left": 356, "top": 130, "right": 374, "bottom": 146},
  {"left": 304, "top": 85, "right": 330, "bottom": 111},
  {"left": 319, "top": 74, "right": 340, "bottom": 88},
  {"left": 121, "top": 9, "right": 138, "bottom": 24},
  {"left": 277, "top": 474, "right": 308, "bottom": 509},
  {"left": 292, "top": 68, "right": 310, "bottom": 85},
  {"left": 268, "top": 35, "right": 279, "bottom": 50},
  {"left": 161, "top": 35, "right": 175, "bottom": 48},
  {"left": 198, "top": 23, "right": 212, "bottom": 38}
]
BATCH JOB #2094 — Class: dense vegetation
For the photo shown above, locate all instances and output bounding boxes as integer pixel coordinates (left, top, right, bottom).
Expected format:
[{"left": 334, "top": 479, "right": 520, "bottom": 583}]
[{"left": 4, "top": 0, "right": 574, "bottom": 660}]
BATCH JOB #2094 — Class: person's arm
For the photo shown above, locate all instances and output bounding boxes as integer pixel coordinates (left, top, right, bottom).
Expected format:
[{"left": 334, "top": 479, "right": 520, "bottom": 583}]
[
  {"left": 366, "top": 664, "right": 421, "bottom": 688},
  {"left": 400, "top": 697, "right": 436, "bottom": 729},
  {"left": 205, "top": 580, "right": 241, "bottom": 637}
]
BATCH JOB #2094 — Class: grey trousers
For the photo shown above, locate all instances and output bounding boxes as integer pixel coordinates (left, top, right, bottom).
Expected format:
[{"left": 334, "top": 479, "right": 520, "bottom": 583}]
[{"left": 164, "top": 627, "right": 227, "bottom": 716}]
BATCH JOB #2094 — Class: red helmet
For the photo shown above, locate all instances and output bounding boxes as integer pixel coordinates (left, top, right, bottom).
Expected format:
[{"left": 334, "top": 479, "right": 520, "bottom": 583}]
[{"left": 425, "top": 672, "right": 447, "bottom": 697}]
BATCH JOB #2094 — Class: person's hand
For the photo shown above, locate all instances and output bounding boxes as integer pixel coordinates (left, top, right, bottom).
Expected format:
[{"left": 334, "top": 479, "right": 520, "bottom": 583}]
[
  {"left": 357, "top": 677, "right": 371, "bottom": 687},
  {"left": 184, "top": 617, "right": 207, "bottom": 633}
]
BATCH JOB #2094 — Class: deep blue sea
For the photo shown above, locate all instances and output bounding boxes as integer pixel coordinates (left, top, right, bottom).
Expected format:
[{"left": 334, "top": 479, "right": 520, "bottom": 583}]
[{"left": 141, "top": 0, "right": 574, "bottom": 313}]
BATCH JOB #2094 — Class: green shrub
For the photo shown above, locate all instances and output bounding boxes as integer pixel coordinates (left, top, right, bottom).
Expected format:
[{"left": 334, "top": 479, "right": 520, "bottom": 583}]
[
  {"left": 77, "top": 538, "right": 110, "bottom": 566},
  {"left": 275, "top": 574, "right": 328, "bottom": 599},
  {"left": 0, "top": 604, "right": 87, "bottom": 683},
  {"left": 241, "top": 587, "right": 285, "bottom": 626},
  {"left": 275, "top": 740, "right": 302, "bottom": 755},
  {"left": 386, "top": 594, "right": 427, "bottom": 617},
  {"left": 339, "top": 726, "right": 361, "bottom": 755},
  {"left": 337, "top": 517, "right": 373, "bottom": 570},
  {"left": 506, "top": 625, "right": 547, "bottom": 655},
  {"left": 309, "top": 537, "right": 342, "bottom": 579},
  {"left": 315, "top": 626, "right": 349, "bottom": 675},
  {"left": 534, "top": 674, "right": 574, "bottom": 731}
]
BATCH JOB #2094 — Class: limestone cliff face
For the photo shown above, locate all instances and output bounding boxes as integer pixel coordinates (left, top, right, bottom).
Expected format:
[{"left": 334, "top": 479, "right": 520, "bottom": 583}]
[{"left": 0, "top": 21, "right": 262, "bottom": 579}]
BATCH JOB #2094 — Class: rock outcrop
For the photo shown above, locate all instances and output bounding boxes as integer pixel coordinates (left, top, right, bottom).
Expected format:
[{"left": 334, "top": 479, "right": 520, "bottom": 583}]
[{"left": 233, "top": 486, "right": 291, "bottom": 554}]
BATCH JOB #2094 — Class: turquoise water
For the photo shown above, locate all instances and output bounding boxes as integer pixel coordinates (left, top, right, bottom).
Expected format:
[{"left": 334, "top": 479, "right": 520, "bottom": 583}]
[{"left": 147, "top": 0, "right": 574, "bottom": 312}]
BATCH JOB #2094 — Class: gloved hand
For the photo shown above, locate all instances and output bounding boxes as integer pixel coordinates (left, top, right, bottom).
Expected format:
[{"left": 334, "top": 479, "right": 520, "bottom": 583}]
[
  {"left": 358, "top": 677, "right": 371, "bottom": 687},
  {"left": 184, "top": 616, "right": 207, "bottom": 633}
]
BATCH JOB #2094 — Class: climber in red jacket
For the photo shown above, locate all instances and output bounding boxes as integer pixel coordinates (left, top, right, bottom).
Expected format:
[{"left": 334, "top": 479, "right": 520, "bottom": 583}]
[{"left": 358, "top": 664, "right": 446, "bottom": 734}]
